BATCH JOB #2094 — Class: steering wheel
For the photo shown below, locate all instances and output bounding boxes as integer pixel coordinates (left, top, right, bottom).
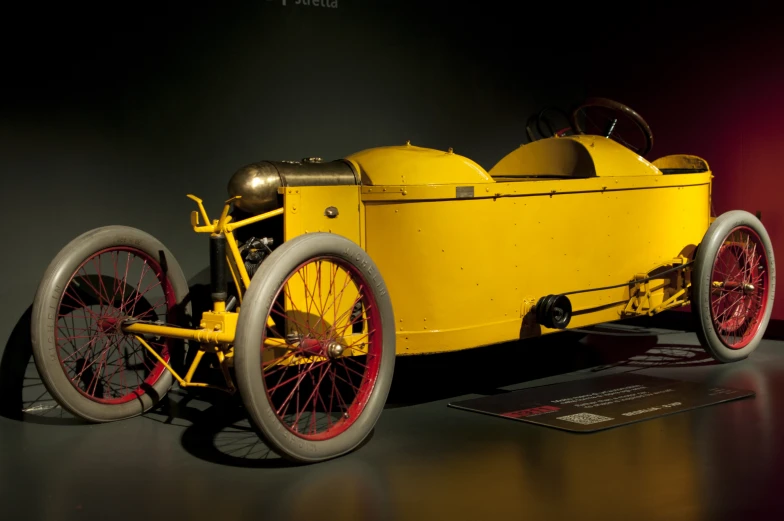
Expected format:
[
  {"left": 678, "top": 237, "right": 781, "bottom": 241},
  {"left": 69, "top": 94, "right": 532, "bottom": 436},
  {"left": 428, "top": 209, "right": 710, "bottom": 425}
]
[
  {"left": 526, "top": 107, "right": 574, "bottom": 142},
  {"left": 570, "top": 98, "right": 654, "bottom": 157}
]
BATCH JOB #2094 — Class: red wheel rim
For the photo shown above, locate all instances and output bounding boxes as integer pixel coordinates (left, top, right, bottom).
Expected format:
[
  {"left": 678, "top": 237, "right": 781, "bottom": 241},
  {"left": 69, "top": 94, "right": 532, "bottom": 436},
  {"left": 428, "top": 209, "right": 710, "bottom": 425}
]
[
  {"left": 55, "top": 247, "right": 176, "bottom": 404},
  {"left": 709, "top": 226, "right": 770, "bottom": 349},
  {"left": 261, "top": 256, "right": 382, "bottom": 441}
]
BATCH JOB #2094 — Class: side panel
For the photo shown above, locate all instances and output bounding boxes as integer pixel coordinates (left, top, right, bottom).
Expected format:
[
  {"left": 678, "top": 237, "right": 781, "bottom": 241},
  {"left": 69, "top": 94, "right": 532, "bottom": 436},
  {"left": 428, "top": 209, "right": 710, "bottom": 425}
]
[
  {"left": 283, "top": 185, "right": 362, "bottom": 247},
  {"left": 280, "top": 186, "right": 363, "bottom": 341},
  {"left": 365, "top": 182, "right": 710, "bottom": 355}
]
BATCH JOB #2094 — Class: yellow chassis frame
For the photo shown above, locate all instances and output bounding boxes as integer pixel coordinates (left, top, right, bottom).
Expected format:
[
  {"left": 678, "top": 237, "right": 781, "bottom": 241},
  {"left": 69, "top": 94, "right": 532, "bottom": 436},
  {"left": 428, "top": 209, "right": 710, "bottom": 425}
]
[
  {"left": 123, "top": 195, "right": 281, "bottom": 393},
  {"left": 122, "top": 193, "right": 694, "bottom": 392},
  {"left": 622, "top": 257, "right": 691, "bottom": 316}
]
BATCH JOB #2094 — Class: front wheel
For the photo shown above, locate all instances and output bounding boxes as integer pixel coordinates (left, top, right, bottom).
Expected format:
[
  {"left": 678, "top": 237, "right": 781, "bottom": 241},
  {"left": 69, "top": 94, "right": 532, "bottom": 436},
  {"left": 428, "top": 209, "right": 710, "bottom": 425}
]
[
  {"left": 692, "top": 211, "right": 776, "bottom": 362},
  {"left": 234, "top": 233, "right": 395, "bottom": 463},
  {"left": 30, "top": 226, "right": 190, "bottom": 421}
]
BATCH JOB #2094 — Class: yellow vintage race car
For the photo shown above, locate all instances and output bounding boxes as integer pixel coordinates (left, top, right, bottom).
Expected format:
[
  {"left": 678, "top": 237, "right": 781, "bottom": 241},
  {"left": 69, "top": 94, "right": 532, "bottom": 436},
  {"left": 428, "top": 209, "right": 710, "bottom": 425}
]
[{"left": 29, "top": 98, "right": 775, "bottom": 463}]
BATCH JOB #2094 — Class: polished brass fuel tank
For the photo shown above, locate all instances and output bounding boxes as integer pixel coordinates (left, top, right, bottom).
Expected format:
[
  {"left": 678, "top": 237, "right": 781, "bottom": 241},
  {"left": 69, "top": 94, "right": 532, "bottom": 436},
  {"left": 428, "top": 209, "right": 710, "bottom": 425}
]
[{"left": 227, "top": 158, "right": 359, "bottom": 214}]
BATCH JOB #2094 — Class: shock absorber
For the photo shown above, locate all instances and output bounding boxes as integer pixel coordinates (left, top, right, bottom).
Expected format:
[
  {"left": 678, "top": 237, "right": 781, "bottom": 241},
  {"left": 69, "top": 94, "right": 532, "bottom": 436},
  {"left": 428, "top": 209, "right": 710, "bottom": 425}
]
[{"left": 210, "top": 233, "right": 228, "bottom": 304}]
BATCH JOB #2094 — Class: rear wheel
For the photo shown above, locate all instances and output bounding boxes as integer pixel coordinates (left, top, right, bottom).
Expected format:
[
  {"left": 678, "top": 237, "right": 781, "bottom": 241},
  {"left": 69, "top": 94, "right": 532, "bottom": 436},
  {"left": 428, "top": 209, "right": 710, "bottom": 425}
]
[
  {"left": 235, "top": 233, "right": 395, "bottom": 463},
  {"left": 31, "top": 226, "right": 190, "bottom": 421},
  {"left": 692, "top": 211, "right": 775, "bottom": 362}
]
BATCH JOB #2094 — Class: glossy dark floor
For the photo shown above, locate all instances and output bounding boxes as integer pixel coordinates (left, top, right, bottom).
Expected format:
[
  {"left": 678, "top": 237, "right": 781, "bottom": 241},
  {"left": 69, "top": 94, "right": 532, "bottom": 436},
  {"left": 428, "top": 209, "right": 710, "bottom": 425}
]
[{"left": 2, "top": 318, "right": 784, "bottom": 520}]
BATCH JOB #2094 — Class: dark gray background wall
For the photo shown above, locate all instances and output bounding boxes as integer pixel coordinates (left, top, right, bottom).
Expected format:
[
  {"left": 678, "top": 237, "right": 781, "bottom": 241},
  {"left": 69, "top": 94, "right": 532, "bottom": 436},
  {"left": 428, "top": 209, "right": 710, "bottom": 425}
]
[{"left": 0, "top": 1, "right": 593, "bottom": 357}]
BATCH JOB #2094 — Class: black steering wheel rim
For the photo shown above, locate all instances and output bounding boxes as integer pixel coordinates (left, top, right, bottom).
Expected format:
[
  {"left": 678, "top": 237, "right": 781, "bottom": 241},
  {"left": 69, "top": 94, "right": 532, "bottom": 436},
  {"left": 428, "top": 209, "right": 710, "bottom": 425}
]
[{"left": 570, "top": 97, "right": 654, "bottom": 157}]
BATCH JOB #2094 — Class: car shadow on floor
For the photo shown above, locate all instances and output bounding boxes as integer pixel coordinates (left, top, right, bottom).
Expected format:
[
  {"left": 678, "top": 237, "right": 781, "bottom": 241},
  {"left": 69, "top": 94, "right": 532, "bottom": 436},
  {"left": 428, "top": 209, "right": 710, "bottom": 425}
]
[
  {"left": 384, "top": 323, "right": 717, "bottom": 408},
  {"left": 149, "top": 390, "right": 292, "bottom": 468},
  {"left": 0, "top": 305, "right": 84, "bottom": 425},
  {"left": 0, "top": 304, "right": 716, "bottom": 468}
]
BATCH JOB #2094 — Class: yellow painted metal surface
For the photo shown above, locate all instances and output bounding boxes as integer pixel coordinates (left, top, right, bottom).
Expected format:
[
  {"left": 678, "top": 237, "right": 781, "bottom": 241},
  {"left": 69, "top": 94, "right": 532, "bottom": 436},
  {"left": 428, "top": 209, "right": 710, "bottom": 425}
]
[
  {"left": 271, "top": 260, "right": 360, "bottom": 340},
  {"left": 362, "top": 172, "right": 711, "bottom": 354},
  {"left": 361, "top": 171, "right": 707, "bottom": 202},
  {"left": 283, "top": 185, "right": 362, "bottom": 245},
  {"left": 490, "top": 136, "right": 661, "bottom": 178},
  {"left": 279, "top": 185, "right": 368, "bottom": 361},
  {"left": 652, "top": 154, "right": 711, "bottom": 171},
  {"left": 125, "top": 321, "right": 235, "bottom": 345},
  {"left": 346, "top": 143, "right": 493, "bottom": 186}
]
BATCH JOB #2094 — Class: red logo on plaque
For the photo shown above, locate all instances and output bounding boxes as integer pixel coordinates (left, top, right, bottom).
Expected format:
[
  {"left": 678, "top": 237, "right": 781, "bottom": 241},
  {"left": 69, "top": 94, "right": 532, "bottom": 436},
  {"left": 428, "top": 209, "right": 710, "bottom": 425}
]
[{"left": 502, "top": 405, "right": 561, "bottom": 418}]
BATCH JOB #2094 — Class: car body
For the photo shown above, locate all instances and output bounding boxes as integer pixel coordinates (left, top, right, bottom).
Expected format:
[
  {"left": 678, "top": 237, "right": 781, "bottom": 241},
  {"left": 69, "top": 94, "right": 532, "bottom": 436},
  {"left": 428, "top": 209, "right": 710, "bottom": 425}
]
[{"left": 275, "top": 136, "right": 710, "bottom": 355}]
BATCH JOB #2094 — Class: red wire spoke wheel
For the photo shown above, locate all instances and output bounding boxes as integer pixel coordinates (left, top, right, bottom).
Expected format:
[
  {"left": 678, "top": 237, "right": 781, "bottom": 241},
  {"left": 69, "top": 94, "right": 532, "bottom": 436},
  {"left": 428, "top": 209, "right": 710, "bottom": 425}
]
[
  {"left": 56, "top": 247, "right": 174, "bottom": 404},
  {"left": 710, "top": 228, "right": 769, "bottom": 347},
  {"left": 235, "top": 233, "right": 395, "bottom": 463},
  {"left": 693, "top": 211, "right": 776, "bottom": 363},
  {"left": 32, "top": 226, "right": 190, "bottom": 421},
  {"left": 261, "top": 257, "right": 382, "bottom": 440}
]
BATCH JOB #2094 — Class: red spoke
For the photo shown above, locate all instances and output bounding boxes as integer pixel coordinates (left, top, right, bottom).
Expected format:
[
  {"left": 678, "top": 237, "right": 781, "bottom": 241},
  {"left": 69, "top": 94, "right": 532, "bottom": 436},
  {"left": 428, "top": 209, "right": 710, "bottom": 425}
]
[
  {"left": 326, "top": 371, "right": 337, "bottom": 428},
  {"left": 84, "top": 344, "right": 112, "bottom": 397},
  {"left": 262, "top": 351, "right": 299, "bottom": 375},
  {"left": 338, "top": 358, "right": 368, "bottom": 381},
  {"left": 709, "top": 227, "right": 769, "bottom": 349},
  {"left": 331, "top": 366, "right": 363, "bottom": 395},
  {"left": 72, "top": 333, "right": 122, "bottom": 383},
  {"left": 102, "top": 348, "right": 129, "bottom": 393},
  {"left": 337, "top": 300, "right": 371, "bottom": 338},
  {"left": 281, "top": 285, "right": 318, "bottom": 339},
  {"left": 329, "top": 289, "right": 365, "bottom": 338},
  {"left": 297, "top": 264, "right": 325, "bottom": 330},
  {"left": 329, "top": 368, "right": 351, "bottom": 412},
  {"left": 267, "top": 360, "right": 327, "bottom": 396},
  {"left": 59, "top": 334, "right": 103, "bottom": 364},
  {"left": 136, "top": 299, "right": 168, "bottom": 319},
  {"left": 344, "top": 353, "right": 374, "bottom": 371},
  {"left": 54, "top": 247, "right": 174, "bottom": 405},
  {"left": 278, "top": 363, "right": 306, "bottom": 420},
  {"left": 61, "top": 285, "right": 96, "bottom": 311},
  {"left": 56, "top": 333, "right": 94, "bottom": 341},
  {"left": 270, "top": 306, "right": 316, "bottom": 341},
  {"left": 346, "top": 333, "right": 372, "bottom": 349},
  {"left": 715, "top": 299, "right": 741, "bottom": 325},
  {"left": 123, "top": 278, "right": 162, "bottom": 317},
  {"left": 315, "top": 261, "right": 336, "bottom": 332},
  {"left": 94, "top": 256, "right": 113, "bottom": 309},
  {"left": 264, "top": 354, "right": 299, "bottom": 397},
  {"left": 292, "top": 361, "right": 331, "bottom": 429},
  {"left": 74, "top": 269, "right": 104, "bottom": 310},
  {"left": 331, "top": 263, "right": 339, "bottom": 333},
  {"left": 119, "top": 251, "right": 132, "bottom": 313},
  {"left": 316, "top": 378, "right": 334, "bottom": 430},
  {"left": 299, "top": 265, "right": 320, "bottom": 333},
  {"left": 321, "top": 269, "right": 354, "bottom": 333},
  {"left": 120, "top": 260, "right": 150, "bottom": 315}
]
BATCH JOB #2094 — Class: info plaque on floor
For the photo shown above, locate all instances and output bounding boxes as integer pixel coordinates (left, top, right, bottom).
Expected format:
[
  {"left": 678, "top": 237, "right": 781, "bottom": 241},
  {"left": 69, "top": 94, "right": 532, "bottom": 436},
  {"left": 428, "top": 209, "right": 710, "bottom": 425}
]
[{"left": 448, "top": 372, "right": 754, "bottom": 433}]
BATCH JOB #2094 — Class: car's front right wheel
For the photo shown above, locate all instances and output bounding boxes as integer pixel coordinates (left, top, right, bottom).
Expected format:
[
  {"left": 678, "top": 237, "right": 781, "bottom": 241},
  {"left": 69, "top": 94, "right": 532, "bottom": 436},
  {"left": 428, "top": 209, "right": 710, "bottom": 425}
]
[
  {"left": 692, "top": 210, "right": 776, "bottom": 363},
  {"left": 234, "top": 233, "right": 395, "bottom": 463}
]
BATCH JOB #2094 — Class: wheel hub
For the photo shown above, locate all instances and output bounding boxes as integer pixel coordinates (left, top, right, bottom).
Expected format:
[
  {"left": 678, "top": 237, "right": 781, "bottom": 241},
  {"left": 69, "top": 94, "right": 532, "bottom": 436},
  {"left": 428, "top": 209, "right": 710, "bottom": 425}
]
[
  {"left": 97, "top": 316, "right": 121, "bottom": 333},
  {"left": 297, "top": 338, "right": 323, "bottom": 356},
  {"left": 326, "top": 341, "right": 344, "bottom": 359},
  {"left": 288, "top": 334, "right": 345, "bottom": 359},
  {"left": 712, "top": 280, "right": 756, "bottom": 295}
]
